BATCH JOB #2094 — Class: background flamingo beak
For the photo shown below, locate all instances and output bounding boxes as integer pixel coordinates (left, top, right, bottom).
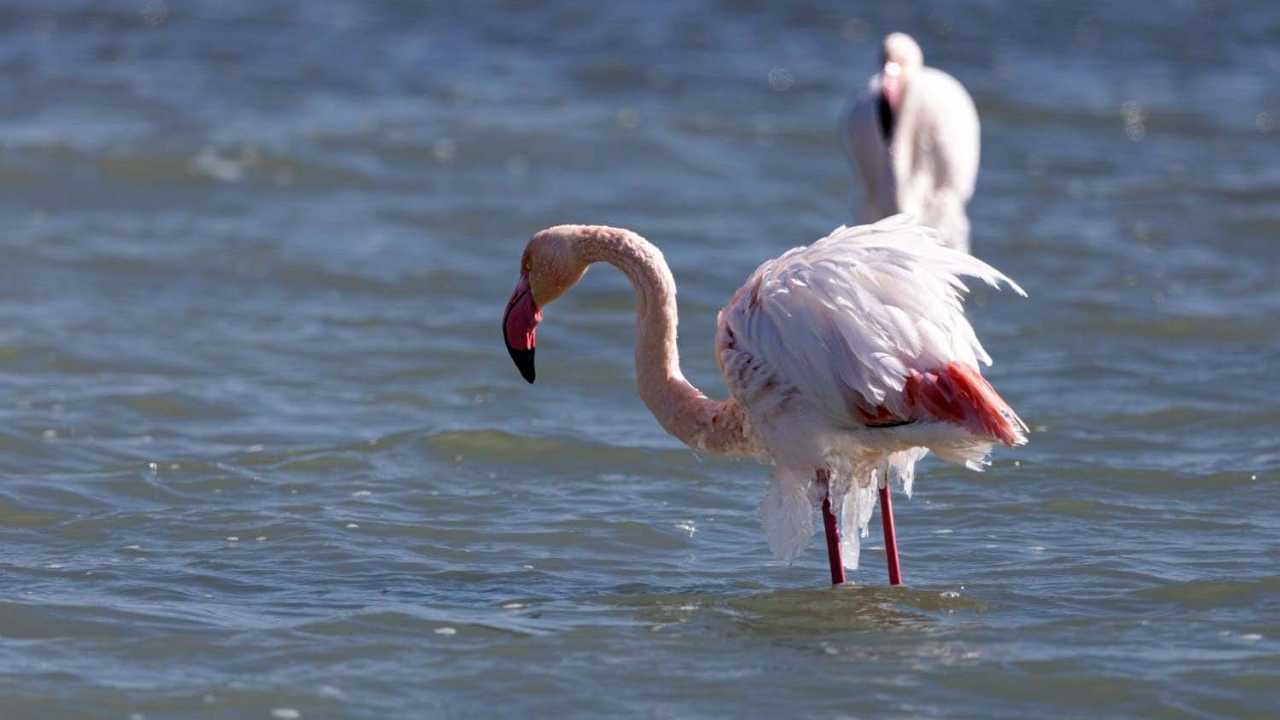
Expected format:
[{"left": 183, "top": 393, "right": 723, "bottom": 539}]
[
  {"left": 503, "top": 273, "right": 541, "bottom": 383},
  {"left": 881, "top": 61, "right": 903, "bottom": 110}
]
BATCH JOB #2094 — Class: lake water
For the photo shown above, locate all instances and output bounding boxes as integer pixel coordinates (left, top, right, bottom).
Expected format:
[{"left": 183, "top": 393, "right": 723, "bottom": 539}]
[{"left": 1, "top": 1, "right": 1278, "bottom": 717}]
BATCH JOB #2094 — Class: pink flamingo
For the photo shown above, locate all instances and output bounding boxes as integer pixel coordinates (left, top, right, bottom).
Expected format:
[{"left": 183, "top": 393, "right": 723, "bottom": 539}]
[
  {"left": 503, "top": 216, "right": 1026, "bottom": 585},
  {"left": 841, "top": 33, "right": 980, "bottom": 254}
]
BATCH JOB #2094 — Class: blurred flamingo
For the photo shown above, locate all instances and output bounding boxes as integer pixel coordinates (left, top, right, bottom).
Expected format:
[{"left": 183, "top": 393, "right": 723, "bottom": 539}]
[
  {"left": 841, "top": 33, "right": 980, "bottom": 253},
  {"left": 502, "top": 216, "right": 1026, "bottom": 585}
]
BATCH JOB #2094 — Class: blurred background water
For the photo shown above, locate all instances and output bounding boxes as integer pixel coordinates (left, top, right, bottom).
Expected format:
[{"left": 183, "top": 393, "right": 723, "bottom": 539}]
[{"left": 0, "top": 0, "right": 1278, "bottom": 717}]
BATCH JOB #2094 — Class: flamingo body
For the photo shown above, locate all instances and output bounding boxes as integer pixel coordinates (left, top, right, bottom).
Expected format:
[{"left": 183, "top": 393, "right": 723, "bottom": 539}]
[
  {"left": 841, "top": 34, "right": 980, "bottom": 253},
  {"left": 715, "top": 216, "right": 1024, "bottom": 568}
]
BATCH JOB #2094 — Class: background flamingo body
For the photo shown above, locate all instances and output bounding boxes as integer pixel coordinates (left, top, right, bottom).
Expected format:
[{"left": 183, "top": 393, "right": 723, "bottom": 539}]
[{"left": 841, "top": 34, "right": 980, "bottom": 253}]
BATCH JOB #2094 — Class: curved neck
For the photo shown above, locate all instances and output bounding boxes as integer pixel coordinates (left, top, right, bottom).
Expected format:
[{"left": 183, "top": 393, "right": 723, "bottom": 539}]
[{"left": 575, "top": 226, "right": 754, "bottom": 456}]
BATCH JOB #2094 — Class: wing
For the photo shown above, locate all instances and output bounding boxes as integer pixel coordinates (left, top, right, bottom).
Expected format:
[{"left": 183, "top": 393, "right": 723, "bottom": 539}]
[
  {"left": 905, "top": 68, "right": 980, "bottom": 203},
  {"left": 717, "top": 216, "right": 1024, "bottom": 437}
]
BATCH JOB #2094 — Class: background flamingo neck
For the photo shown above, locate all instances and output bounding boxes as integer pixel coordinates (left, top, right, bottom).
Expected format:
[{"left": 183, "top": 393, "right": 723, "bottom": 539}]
[{"left": 576, "top": 227, "right": 754, "bottom": 456}]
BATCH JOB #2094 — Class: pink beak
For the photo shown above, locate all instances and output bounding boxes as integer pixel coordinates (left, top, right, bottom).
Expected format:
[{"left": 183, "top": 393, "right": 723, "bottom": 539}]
[
  {"left": 503, "top": 273, "right": 541, "bottom": 383},
  {"left": 881, "top": 61, "right": 904, "bottom": 111}
]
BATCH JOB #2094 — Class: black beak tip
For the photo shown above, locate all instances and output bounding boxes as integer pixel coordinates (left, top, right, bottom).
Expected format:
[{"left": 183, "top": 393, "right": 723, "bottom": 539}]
[{"left": 507, "top": 346, "right": 536, "bottom": 384}]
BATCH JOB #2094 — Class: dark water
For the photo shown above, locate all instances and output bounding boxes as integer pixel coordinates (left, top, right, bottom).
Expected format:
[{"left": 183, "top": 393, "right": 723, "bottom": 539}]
[{"left": 1, "top": 1, "right": 1278, "bottom": 717}]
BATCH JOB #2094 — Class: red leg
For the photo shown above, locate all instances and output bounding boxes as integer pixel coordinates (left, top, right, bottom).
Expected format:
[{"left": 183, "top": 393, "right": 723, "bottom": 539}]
[
  {"left": 818, "top": 470, "right": 845, "bottom": 585},
  {"left": 879, "top": 484, "right": 902, "bottom": 586}
]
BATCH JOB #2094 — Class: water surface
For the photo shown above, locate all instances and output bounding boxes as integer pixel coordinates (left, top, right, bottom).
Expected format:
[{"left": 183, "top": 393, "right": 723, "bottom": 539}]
[{"left": 1, "top": 1, "right": 1278, "bottom": 717}]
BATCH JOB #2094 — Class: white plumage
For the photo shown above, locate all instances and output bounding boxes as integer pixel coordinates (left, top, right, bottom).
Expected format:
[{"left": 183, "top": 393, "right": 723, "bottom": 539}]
[
  {"left": 840, "top": 33, "right": 980, "bottom": 253},
  {"left": 716, "top": 216, "right": 1024, "bottom": 567}
]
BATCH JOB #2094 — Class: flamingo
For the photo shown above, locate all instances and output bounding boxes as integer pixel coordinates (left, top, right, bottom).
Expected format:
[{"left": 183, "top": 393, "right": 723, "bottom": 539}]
[
  {"left": 840, "top": 33, "right": 980, "bottom": 254},
  {"left": 502, "top": 216, "right": 1026, "bottom": 585}
]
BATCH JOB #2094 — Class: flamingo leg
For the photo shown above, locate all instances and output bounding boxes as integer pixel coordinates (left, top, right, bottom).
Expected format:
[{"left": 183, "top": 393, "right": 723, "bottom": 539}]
[
  {"left": 818, "top": 469, "right": 845, "bottom": 585},
  {"left": 879, "top": 484, "right": 902, "bottom": 585}
]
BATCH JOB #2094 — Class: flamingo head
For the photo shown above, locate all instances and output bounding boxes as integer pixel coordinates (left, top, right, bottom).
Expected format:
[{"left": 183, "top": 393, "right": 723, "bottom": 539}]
[
  {"left": 502, "top": 227, "right": 589, "bottom": 383},
  {"left": 879, "top": 32, "right": 923, "bottom": 112}
]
